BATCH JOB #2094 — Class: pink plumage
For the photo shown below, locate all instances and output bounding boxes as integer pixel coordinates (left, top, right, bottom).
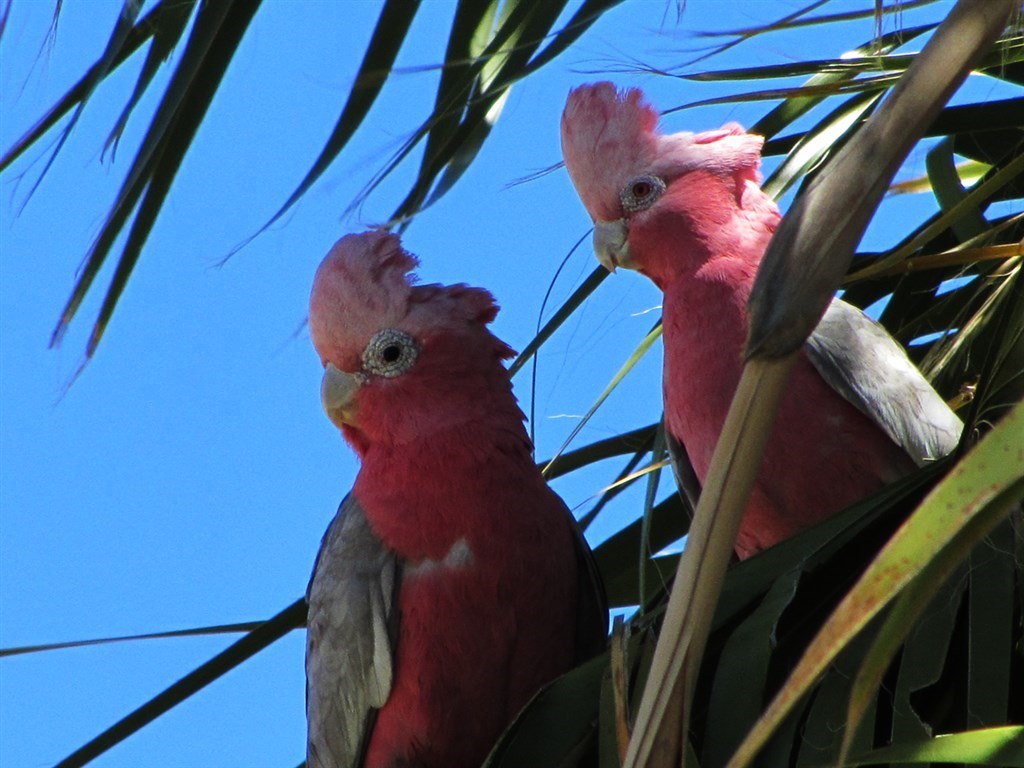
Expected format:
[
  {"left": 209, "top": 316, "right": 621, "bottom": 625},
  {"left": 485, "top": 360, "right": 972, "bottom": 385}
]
[
  {"left": 561, "top": 83, "right": 958, "bottom": 558},
  {"left": 306, "top": 232, "right": 606, "bottom": 767}
]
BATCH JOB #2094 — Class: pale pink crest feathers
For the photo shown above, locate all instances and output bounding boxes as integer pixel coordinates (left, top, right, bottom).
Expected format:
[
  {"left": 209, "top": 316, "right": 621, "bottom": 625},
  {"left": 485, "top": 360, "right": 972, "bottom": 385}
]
[
  {"left": 561, "top": 82, "right": 767, "bottom": 221},
  {"left": 309, "top": 231, "right": 417, "bottom": 368},
  {"left": 309, "top": 231, "right": 508, "bottom": 370},
  {"left": 561, "top": 82, "right": 660, "bottom": 221}
]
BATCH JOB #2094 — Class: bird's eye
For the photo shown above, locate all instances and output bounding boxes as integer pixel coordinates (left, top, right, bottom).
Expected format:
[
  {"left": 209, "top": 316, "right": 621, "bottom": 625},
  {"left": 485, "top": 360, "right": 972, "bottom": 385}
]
[
  {"left": 362, "top": 329, "right": 419, "bottom": 378},
  {"left": 620, "top": 174, "right": 666, "bottom": 214}
]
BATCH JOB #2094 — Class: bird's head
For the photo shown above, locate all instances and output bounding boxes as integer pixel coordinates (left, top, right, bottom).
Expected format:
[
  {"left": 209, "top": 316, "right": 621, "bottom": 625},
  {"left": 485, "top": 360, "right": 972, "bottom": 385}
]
[
  {"left": 309, "top": 231, "right": 516, "bottom": 452},
  {"left": 560, "top": 82, "right": 768, "bottom": 279}
]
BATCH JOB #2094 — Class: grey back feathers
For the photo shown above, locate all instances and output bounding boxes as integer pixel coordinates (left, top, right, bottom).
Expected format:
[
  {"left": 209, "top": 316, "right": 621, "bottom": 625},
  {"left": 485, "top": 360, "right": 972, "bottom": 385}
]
[
  {"left": 805, "top": 299, "right": 962, "bottom": 465},
  {"left": 306, "top": 494, "right": 399, "bottom": 768},
  {"left": 666, "top": 430, "right": 702, "bottom": 522}
]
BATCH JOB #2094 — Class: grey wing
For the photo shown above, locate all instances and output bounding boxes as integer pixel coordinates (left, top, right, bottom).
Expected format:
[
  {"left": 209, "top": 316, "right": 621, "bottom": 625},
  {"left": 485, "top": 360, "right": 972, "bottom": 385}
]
[
  {"left": 567, "top": 512, "right": 609, "bottom": 662},
  {"left": 666, "top": 429, "right": 701, "bottom": 520},
  {"left": 306, "top": 494, "right": 400, "bottom": 768},
  {"left": 804, "top": 298, "right": 963, "bottom": 466}
]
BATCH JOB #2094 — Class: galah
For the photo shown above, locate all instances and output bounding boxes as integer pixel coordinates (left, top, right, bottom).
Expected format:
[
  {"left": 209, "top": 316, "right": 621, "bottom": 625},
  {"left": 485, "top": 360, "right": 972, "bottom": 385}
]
[
  {"left": 305, "top": 231, "right": 607, "bottom": 768},
  {"left": 560, "top": 82, "right": 962, "bottom": 558}
]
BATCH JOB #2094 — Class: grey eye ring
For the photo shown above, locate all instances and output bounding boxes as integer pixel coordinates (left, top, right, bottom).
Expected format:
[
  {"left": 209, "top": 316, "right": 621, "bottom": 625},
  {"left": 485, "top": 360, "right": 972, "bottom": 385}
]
[
  {"left": 620, "top": 174, "right": 666, "bottom": 214},
  {"left": 362, "top": 328, "right": 419, "bottom": 378}
]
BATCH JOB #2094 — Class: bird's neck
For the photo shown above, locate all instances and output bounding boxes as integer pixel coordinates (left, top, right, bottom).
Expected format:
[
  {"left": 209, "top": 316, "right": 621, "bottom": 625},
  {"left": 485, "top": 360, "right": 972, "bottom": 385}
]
[
  {"left": 353, "top": 413, "right": 541, "bottom": 559},
  {"left": 637, "top": 172, "right": 780, "bottom": 464},
  {"left": 633, "top": 170, "right": 779, "bottom": 293}
]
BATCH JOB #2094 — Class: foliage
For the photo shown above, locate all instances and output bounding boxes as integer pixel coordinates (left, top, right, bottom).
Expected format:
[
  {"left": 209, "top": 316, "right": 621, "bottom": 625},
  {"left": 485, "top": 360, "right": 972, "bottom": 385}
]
[{"left": 1, "top": 1, "right": 1022, "bottom": 767}]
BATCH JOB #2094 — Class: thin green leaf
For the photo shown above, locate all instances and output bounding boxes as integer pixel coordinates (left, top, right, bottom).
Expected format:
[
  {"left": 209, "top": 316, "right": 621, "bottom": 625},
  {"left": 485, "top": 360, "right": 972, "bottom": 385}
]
[
  {"left": 676, "top": 0, "right": 831, "bottom": 70},
  {"left": 762, "top": 90, "right": 882, "bottom": 200},
  {"left": 413, "top": 0, "right": 505, "bottom": 211},
  {"left": 714, "top": 463, "right": 948, "bottom": 630},
  {"left": 638, "top": 421, "right": 667, "bottom": 607},
  {"left": 419, "top": 91, "right": 507, "bottom": 210},
  {"left": 666, "top": 74, "right": 898, "bottom": 115},
  {"left": 687, "top": 51, "right": 921, "bottom": 83},
  {"left": 364, "top": 1, "right": 541, "bottom": 221},
  {"left": 849, "top": 151, "right": 1024, "bottom": 282},
  {"left": 103, "top": 1, "right": 235, "bottom": 233},
  {"left": 751, "top": 24, "right": 935, "bottom": 140},
  {"left": 50, "top": 0, "right": 254, "bottom": 351},
  {"left": 540, "top": 423, "right": 656, "bottom": 481},
  {"left": 0, "top": 620, "right": 264, "bottom": 658},
  {"left": 5, "top": 0, "right": 142, "bottom": 193},
  {"left": 595, "top": 494, "right": 687, "bottom": 610},
  {"left": 54, "top": 598, "right": 306, "bottom": 768},
  {"left": 919, "top": 262, "right": 1021, "bottom": 405},
  {"left": 838, "top": 508, "right": 983, "bottom": 757},
  {"left": 698, "top": 0, "right": 941, "bottom": 39},
  {"left": 577, "top": 448, "right": 651, "bottom": 533},
  {"left": 794, "top": 629, "right": 878, "bottom": 767},
  {"left": 968, "top": 269, "right": 1024, "bottom": 426},
  {"left": 104, "top": 0, "right": 198, "bottom": 159},
  {"left": 890, "top": 158, "right": 992, "bottom": 194},
  {"left": 762, "top": 97, "right": 1024, "bottom": 160},
  {"left": 510, "top": 264, "right": 607, "bottom": 378},
  {"left": 542, "top": 321, "right": 662, "bottom": 476},
  {"left": 419, "top": 0, "right": 501, "bottom": 179},
  {"left": 926, "top": 136, "right": 989, "bottom": 241},
  {"left": 79, "top": 1, "right": 261, "bottom": 358},
  {"left": 387, "top": 0, "right": 574, "bottom": 224},
  {"left": 521, "top": 0, "right": 622, "bottom": 76},
  {"left": 240, "top": 0, "right": 421, "bottom": 246}
]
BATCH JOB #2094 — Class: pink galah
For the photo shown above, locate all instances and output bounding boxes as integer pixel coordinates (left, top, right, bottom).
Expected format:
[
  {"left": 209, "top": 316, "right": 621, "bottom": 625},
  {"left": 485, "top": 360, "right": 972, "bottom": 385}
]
[
  {"left": 561, "top": 82, "right": 961, "bottom": 558},
  {"left": 305, "top": 231, "right": 607, "bottom": 768}
]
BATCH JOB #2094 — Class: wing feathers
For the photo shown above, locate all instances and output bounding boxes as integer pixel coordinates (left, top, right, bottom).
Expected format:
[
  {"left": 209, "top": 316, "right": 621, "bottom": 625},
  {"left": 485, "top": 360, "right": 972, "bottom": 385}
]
[
  {"left": 307, "top": 494, "right": 400, "bottom": 768},
  {"left": 805, "top": 299, "right": 962, "bottom": 465}
]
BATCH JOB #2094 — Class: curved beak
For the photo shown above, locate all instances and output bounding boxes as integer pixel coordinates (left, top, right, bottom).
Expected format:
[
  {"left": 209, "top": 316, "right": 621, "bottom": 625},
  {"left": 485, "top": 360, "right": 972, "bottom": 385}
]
[
  {"left": 593, "top": 219, "right": 634, "bottom": 272},
  {"left": 321, "top": 363, "right": 363, "bottom": 429}
]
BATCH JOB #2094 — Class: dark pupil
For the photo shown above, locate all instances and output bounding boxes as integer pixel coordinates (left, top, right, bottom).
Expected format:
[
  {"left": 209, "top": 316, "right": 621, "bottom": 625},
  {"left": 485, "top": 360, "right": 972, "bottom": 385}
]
[
  {"left": 633, "top": 181, "right": 651, "bottom": 198},
  {"left": 382, "top": 345, "right": 402, "bottom": 363}
]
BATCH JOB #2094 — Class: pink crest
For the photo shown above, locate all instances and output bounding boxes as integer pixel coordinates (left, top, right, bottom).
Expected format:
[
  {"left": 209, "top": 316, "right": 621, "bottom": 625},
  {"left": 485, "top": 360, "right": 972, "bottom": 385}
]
[
  {"left": 562, "top": 83, "right": 767, "bottom": 220},
  {"left": 561, "top": 82, "right": 660, "bottom": 221},
  {"left": 309, "top": 232, "right": 509, "bottom": 367},
  {"left": 309, "top": 231, "right": 419, "bottom": 366},
  {"left": 653, "top": 123, "right": 764, "bottom": 184}
]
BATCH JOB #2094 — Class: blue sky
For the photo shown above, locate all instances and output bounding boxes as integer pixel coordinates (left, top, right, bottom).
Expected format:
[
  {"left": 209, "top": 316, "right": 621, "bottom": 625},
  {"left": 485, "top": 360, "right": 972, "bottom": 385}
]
[{"left": 0, "top": 1, "right": 1000, "bottom": 766}]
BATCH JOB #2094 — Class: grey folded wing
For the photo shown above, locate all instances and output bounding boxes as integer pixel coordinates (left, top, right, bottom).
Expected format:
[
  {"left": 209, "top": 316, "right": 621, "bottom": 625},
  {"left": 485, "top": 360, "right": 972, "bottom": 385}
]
[
  {"left": 805, "top": 298, "right": 963, "bottom": 465},
  {"left": 306, "top": 494, "right": 400, "bottom": 768},
  {"left": 566, "top": 510, "right": 609, "bottom": 661},
  {"left": 666, "top": 430, "right": 702, "bottom": 521}
]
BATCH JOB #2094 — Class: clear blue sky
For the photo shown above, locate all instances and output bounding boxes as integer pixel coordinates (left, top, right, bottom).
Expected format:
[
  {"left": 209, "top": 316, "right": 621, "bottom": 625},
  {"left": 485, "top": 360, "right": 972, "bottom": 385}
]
[{"left": 1, "top": 2, "right": 997, "bottom": 766}]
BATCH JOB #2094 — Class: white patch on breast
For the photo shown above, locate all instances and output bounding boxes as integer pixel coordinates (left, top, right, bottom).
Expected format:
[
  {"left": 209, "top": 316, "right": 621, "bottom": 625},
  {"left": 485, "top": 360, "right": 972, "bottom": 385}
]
[{"left": 406, "top": 537, "right": 475, "bottom": 577}]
